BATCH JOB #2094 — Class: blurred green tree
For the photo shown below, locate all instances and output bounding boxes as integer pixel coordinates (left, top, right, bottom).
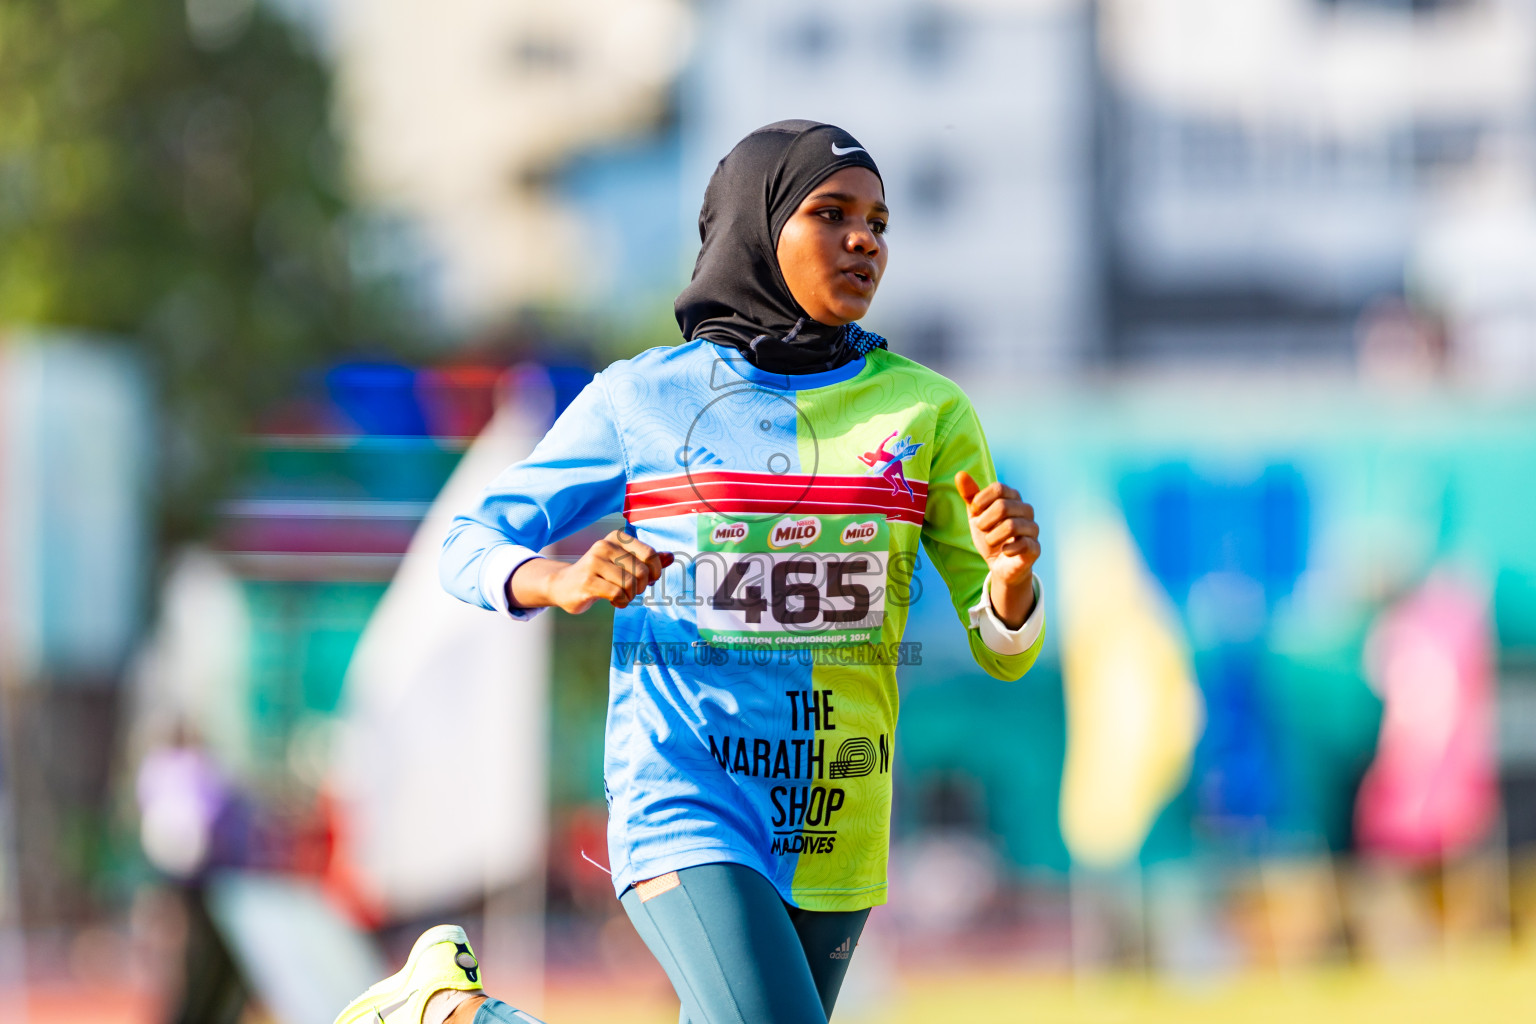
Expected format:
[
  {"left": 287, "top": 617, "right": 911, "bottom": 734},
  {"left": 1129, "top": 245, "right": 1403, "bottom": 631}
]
[{"left": 0, "top": 0, "right": 412, "bottom": 544}]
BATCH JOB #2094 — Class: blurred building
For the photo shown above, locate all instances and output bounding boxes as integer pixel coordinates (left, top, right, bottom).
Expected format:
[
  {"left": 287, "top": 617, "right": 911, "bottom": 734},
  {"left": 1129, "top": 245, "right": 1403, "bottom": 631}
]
[
  {"left": 318, "top": 0, "right": 1536, "bottom": 384},
  {"left": 1097, "top": 0, "right": 1536, "bottom": 379},
  {"left": 326, "top": 0, "right": 694, "bottom": 326},
  {"left": 684, "top": 0, "right": 1099, "bottom": 378}
]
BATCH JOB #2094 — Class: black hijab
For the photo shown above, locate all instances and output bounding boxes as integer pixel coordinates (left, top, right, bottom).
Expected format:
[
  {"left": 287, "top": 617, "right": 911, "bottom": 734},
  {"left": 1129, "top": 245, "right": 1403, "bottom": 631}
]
[{"left": 675, "top": 120, "right": 885, "bottom": 375}]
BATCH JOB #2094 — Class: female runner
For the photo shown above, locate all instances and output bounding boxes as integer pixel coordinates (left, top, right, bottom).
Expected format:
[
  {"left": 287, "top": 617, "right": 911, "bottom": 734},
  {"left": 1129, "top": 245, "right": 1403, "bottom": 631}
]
[{"left": 335, "top": 119, "right": 1045, "bottom": 1024}]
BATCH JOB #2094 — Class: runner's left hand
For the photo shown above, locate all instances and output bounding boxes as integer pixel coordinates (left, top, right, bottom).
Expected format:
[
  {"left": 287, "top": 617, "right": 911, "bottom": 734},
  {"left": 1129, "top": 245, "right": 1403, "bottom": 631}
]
[{"left": 955, "top": 470, "right": 1039, "bottom": 592}]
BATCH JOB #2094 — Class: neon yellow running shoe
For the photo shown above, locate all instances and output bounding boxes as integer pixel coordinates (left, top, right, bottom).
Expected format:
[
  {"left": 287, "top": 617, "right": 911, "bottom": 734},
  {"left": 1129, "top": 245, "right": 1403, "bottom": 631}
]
[{"left": 333, "top": 924, "right": 483, "bottom": 1024}]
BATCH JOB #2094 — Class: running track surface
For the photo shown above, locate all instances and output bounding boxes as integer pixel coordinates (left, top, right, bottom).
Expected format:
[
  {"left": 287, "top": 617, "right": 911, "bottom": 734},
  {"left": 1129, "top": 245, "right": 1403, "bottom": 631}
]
[{"left": 10, "top": 949, "right": 1536, "bottom": 1024}]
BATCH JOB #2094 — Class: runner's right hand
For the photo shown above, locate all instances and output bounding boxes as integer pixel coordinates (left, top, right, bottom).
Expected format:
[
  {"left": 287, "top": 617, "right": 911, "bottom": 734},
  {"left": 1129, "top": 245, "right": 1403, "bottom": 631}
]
[{"left": 549, "top": 529, "right": 674, "bottom": 613}]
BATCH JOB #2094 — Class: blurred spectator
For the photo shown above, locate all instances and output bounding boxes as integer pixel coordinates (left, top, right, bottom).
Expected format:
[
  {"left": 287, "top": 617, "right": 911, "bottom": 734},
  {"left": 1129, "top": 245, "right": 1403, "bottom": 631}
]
[
  {"left": 1355, "top": 570, "right": 1497, "bottom": 864},
  {"left": 1356, "top": 296, "right": 1449, "bottom": 386},
  {"left": 135, "top": 725, "right": 252, "bottom": 1024}
]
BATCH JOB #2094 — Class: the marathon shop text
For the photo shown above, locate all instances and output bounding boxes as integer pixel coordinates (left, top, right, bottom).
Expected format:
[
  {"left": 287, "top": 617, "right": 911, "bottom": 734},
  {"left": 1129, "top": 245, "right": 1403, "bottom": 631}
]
[{"left": 705, "top": 690, "right": 892, "bottom": 857}]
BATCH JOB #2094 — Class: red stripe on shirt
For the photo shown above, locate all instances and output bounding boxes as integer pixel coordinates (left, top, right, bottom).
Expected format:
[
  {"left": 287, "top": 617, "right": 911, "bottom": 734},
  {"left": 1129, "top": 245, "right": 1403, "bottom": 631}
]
[{"left": 624, "top": 472, "right": 927, "bottom": 524}]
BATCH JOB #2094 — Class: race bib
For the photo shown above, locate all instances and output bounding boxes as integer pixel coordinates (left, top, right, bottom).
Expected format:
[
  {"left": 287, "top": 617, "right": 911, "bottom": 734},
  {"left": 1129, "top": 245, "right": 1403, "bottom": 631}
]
[{"left": 695, "top": 513, "right": 889, "bottom": 649}]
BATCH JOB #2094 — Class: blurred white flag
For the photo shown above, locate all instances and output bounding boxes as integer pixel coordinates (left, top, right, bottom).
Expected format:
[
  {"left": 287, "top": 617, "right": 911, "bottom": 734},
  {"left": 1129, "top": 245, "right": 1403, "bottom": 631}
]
[{"left": 332, "top": 397, "right": 551, "bottom": 919}]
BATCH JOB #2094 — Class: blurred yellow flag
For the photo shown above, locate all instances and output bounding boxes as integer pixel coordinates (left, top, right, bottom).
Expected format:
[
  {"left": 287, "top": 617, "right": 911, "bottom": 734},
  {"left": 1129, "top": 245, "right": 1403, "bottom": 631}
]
[{"left": 1059, "top": 509, "right": 1203, "bottom": 869}]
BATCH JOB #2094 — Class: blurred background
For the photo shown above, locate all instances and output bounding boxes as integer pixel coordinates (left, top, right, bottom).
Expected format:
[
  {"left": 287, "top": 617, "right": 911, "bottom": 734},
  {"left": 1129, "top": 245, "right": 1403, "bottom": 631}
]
[{"left": 1, "top": 0, "right": 1534, "bottom": 1020}]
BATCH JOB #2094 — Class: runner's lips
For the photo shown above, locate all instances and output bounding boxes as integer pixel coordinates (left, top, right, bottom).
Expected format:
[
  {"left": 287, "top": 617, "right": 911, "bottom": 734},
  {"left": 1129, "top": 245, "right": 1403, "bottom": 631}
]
[{"left": 840, "top": 262, "right": 878, "bottom": 292}]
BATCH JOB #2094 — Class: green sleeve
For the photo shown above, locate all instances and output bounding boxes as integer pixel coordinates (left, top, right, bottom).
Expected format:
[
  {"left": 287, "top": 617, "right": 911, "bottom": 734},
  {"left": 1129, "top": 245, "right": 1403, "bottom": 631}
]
[{"left": 918, "top": 397, "right": 1045, "bottom": 682}]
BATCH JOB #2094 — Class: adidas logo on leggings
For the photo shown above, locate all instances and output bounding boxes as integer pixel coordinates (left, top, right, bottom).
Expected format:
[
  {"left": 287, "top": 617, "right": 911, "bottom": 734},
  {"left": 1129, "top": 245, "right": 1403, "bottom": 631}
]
[{"left": 830, "top": 938, "right": 852, "bottom": 960}]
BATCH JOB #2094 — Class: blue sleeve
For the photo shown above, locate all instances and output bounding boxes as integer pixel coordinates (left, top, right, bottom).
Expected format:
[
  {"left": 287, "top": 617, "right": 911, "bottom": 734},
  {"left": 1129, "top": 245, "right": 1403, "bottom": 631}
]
[{"left": 440, "top": 373, "right": 628, "bottom": 619}]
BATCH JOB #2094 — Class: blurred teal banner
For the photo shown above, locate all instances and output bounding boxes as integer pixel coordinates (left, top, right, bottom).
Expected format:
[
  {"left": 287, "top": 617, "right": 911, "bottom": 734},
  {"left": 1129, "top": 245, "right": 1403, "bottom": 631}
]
[{"left": 1, "top": 334, "right": 153, "bottom": 684}]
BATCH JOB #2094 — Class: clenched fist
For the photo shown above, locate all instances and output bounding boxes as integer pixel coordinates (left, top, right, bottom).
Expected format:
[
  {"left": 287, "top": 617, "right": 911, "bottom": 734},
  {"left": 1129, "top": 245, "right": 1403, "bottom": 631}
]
[{"left": 508, "top": 529, "right": 674, "bottom": 614}]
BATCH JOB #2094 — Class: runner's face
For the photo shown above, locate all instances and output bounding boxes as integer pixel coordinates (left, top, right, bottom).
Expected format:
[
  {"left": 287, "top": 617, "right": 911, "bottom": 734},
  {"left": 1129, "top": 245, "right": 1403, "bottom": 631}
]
[{"left": 774, "top": 167, "right": 888, "bottom": 326}]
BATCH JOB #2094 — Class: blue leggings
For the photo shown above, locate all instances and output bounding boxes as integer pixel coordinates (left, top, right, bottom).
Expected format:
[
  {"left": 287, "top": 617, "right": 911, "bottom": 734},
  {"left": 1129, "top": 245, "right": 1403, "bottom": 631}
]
[{"left": 476, "top": 862, "right": 869, "bottom": 1024}]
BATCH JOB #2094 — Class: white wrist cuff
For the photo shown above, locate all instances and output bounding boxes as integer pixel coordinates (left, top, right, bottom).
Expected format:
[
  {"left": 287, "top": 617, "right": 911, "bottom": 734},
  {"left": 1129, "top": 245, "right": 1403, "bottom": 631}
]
[
  {"left": 481, "top": 543, "right": 548, "bottom": 621},
  {"left": 968, "top": 572, "right": 1045, "bottom": 656}
]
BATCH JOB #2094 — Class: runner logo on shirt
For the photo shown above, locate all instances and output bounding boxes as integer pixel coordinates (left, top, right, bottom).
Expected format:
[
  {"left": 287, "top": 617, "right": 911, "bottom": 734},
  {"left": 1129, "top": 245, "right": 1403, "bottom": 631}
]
[{"left": 858, "top": 431, "right": 923, "bottom": 499}]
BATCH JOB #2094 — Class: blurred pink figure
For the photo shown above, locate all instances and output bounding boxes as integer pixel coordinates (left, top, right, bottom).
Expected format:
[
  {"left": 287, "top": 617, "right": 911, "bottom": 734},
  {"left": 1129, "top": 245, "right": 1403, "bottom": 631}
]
[{"left": 1354, "top": 572, "right": 1498, "bottom": 863}]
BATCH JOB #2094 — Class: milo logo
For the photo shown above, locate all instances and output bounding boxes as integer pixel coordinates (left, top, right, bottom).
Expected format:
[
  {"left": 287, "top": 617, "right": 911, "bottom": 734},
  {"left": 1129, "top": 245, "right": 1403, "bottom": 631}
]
[
  {"left": 840, "top": 520, "right": 878, "bottom": 545},
  {"left": 711, "top": 521, "right": 749, "bottom": 544},
  {"left": 768, "top": 516, "right": 821, "bottom": 549}
]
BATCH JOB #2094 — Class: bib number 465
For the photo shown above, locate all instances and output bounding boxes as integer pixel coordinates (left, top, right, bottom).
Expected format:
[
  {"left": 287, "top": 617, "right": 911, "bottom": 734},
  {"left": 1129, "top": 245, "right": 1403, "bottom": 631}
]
[{"left": 711, "top": 556, "right": 874, "bottom": 628}]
